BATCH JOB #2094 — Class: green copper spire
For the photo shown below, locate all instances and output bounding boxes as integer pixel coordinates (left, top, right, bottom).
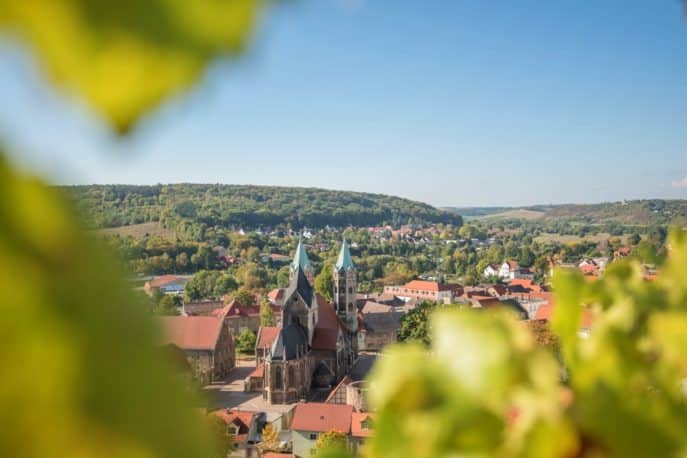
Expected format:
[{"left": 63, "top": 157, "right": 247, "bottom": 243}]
[
  {"left": 291, "top": 237, "right": 312, "bottom": 272},
  {"left": 335, "top": 238, "right": 355, "bottom": 272}
]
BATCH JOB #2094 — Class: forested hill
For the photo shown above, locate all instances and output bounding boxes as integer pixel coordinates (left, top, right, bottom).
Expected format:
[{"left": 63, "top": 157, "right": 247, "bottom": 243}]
[
  {"left": 444, "top": 200, "right": 687, "bottom": 226},
  {"left": 63, "top": 184, "right": 462, "bottom": 231}
]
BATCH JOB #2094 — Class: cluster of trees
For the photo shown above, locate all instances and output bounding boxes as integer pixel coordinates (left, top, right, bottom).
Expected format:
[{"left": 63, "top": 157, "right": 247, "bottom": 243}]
[
  {"left": 63, "top": 184, "right": 463, "bottom": 231},
  {"left": 184, "top": 270, "right": 238, "bottom": 301}
]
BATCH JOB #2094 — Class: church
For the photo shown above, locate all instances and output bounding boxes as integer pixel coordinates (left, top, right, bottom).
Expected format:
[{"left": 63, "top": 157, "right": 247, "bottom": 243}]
[{"left": 261, "top": 238, "right": 359, "bottom": 404}]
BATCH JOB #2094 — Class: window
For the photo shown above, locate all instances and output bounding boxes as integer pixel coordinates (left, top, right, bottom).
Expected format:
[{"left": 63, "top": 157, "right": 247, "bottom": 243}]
[
  {"left": 309, "top": 433, "right": 318, "bottom": 440},
  {"left": 275, "top": 366, "right": 283, "bottom": 389},
  {"left": 288, "top": 366, "right": 296, "bottom": 386}
]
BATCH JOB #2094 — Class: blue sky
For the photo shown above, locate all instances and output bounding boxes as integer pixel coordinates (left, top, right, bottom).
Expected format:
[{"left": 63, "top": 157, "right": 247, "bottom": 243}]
[{"left": 1, "top": 0, "right": 686, "bottom": 207}]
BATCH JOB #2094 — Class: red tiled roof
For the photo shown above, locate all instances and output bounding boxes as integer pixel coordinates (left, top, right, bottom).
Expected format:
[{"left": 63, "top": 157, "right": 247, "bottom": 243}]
[
  {"left": 402, "top": 280, "right": 461, "bottom": 292},
  {"left": 257, "top": 326, "right": 280, "bottom": 349},
  {"left": 213, "top": 409, "right": 255, "bottom": 444},
  {"left": 158, "top": 316, "right": 223, "bottom": 351},
  {"left": 534, "top": 302, "right": 593, "bottom": 329},
  {"left": 351, "top": 413, "right": 374, "bottom": 438},
  {"left": 534, "top": 303, "right": 553, "bottom": 321},
  {"left": 290, "top": 402, "right": 353, "bottom": 433},
  {"left": 222, "top": 299, "right": 259, "bottom": 318},
  {"left": 249, "top": 364, "right": 264, "bottom": 378},
  {"left": 268, "top": 288, "right": 285, "bottom": 302},
  {"left": 508, "top": 278, "right": 541, "bottom": 291},
  {"left": 312, "top": 301, "right": 341, "bottom": 351},
  {"left": 270, "top": 253, "right": 291, "bottom": 261}
]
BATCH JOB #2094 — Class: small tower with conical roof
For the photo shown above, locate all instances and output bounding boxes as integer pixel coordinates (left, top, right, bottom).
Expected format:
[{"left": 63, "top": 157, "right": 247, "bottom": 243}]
[
  {"left": 290, "top": 237, "right": 314, "bottom": 284},
  {"left": 333, "top": 238, "right": 357, "bottom": 323}
]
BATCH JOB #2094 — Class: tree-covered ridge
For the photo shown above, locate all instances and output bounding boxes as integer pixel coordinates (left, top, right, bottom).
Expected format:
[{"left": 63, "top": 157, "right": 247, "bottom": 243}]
[
  {"left": 444, "top": 199, "right": 687, "bottom": 226},
  {"left": 62, "top": 184, "right": 462, "bottom": 230}
]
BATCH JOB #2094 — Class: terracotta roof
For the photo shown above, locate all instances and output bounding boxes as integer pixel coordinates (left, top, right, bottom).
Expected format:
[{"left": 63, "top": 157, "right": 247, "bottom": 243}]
[
  {"left": 257, "top": 326, "right": 280, "bottom": 349},
  {"left": 222, "top": 299, "right": 259, "bottom": 318},
  {"left": 268, "top": 288, "right": 285, "bottom": 302},
  {"left": 290, "top": 402, "right": 353, "bottom": 433},
  {"left": 534, "top": 302, "right": 593, "bottom": 329},
  {"left": 147, "top": 275, "right": 183, "bottom": 288},
  {"left": 312, "top": 302, "right": 341, "bottom": 351},
  {"left": 270, "top": 253, "right": 291, "bottom": 261},
  {"left": 508, "top": 278, "right": 539, "bottom": 290},
  {"left": 402, "top": 280, "right": 460, "bottom": 292},
  {"left": 213, "top": 409, "right": 255, "bottom": 444},
  {"left": 158, "top": 316, "right": 223, "bottom": 351},
  {"left": 534, "top": 303, "right": 553, "bottom": 321},
  {"left": 249, "top": 364, "right": 264, "bottom": 378},
  {"left": 351, "top": 413, "right": 374, "bottom": 438}
]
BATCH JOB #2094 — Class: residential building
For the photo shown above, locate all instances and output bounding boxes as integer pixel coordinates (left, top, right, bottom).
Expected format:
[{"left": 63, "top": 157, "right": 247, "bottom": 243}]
[
  {"left": 350, "top": 412, "right": 374, "bottom": 455},
  {"left": 357, "top": 301, "right": 403, "bottom": 351},
  {"left": 491, "top": 260, "right": 535, "bottom": 281},
  {"left": 144, "top": 275, "right": 189, "bottom": 295},
  {"left": 383, "top": 280, "right": 463, "bottom": 303},
  {"left": 290, "top": 402, "right": 353, "bottom": 458},
  {"left": 212, "top": 409, "right": 267, "bottom": 458},
  {"left": 158, "top": 315, "right": 235, "bottom": 384},
  {"left": 216, "top": 299, "right": 261, "bottom": 336}
]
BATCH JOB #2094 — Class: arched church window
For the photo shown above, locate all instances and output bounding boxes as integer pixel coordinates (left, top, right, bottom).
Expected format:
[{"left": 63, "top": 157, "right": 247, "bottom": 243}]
[
  {"left": 275, "top": 366, "right": 283, "bottom": 389},
  {"left": 288, "top": 366, "right": 296, "bottom": 387}
]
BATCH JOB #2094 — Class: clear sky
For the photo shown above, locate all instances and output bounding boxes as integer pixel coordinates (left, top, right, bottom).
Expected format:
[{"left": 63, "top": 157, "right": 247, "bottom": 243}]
[{"left": 1, "top": 0, "right": 687, "bottom": 207}]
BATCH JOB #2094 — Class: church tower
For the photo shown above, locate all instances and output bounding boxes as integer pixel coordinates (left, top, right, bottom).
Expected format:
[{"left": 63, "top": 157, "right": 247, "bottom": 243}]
[
  {"left": 333, "top": 238, "right": 357, "bottom": 328},
  {"left": 290, "top": 237, "right": 314, "bottom": 284}
]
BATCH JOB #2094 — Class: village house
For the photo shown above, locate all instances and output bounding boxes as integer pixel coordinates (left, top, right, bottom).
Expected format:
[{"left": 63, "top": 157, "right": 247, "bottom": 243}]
[
  {"left": 483, "top": 264, "right": 499, "bottom": 278},
  {"left": 357, "top": 301, "right": 404, "bottom": 351},
  {"left": 261, "top": 253, "right": 293, "bottom": 265},
  {"left": 383, "top": 279, "right": 463, "bottom": 303},
  {"left": 182, "top": 299, "right": 225, "bottom": 316},
  {"left": 484, "top": 260, "right": 534, "bottom": 281},
  {"left": 471, "top": 297, "right": 528, "bottom": 319},
  {"left": 290, "top": 402, "right": 353, "bottom": 458},
  {"left": 578, "top": 257, "right": 609, "bottom": 276},
  {"left": 144, "top": 274, "right": 189, "bottom": 295},
  {"left": 212, "top": 409, "right": 267, "bottom": 458},
  {"left": 350, "top": 412, "right": 374, "bottom": 456},
  {"left": 158, "top": 315, "right": 235, "bottom": 385},
  {"left": 215, "top": 298, "right": 261, "bottom": 336}
]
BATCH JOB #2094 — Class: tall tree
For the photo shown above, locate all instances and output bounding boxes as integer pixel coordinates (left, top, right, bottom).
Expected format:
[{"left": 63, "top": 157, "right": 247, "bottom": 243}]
[{"left": 314, "top": 263, "right": 334, "bottom": 301}]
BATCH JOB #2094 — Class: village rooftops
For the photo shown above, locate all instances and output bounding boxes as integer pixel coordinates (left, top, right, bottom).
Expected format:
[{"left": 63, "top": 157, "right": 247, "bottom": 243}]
[
  {"left": 290, "top": 402, "right": 353, "bottom": 433},
  {"left": 402, "top": 279, "right": 460, "bottom": 292},
  {"left": 158, "top": 316, "right": 223, "bottom": 351},
  {"left": 257, "top": 326, "right": 280, "bottom": 349}
]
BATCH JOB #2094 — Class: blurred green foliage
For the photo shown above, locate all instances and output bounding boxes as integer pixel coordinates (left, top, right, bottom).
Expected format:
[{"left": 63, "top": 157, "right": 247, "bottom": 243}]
[
  {"left": 0, "top": 0, "right": 265, "bottom": 133},
  {"left": 365, "top": 231, "right": 687, "bottom": 457},
  {"left": 0, "top": 154, "right": 217, "bottom": 457}
]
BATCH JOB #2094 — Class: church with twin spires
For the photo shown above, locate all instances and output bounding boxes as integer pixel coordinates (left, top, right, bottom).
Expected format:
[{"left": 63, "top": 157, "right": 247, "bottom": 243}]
[{"left": 261, "top": 238, "right": 359, "bottom": 404}]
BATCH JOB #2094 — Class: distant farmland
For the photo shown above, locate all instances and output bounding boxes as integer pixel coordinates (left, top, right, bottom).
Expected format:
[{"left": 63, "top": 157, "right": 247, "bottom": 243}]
[{"left": 94, "top": 222, "right": 176, "bottom": 240}]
